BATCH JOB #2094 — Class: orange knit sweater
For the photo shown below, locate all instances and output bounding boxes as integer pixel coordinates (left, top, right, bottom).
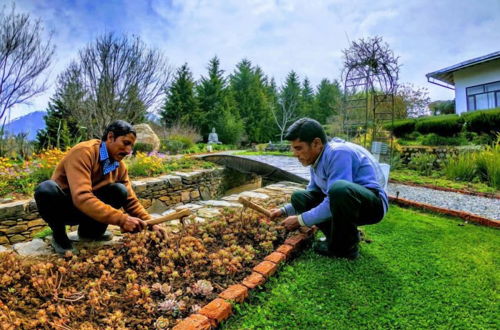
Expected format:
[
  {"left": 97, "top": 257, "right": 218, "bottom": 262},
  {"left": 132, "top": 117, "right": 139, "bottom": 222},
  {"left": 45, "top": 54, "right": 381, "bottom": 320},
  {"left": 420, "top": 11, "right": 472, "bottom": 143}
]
[{"left": 51, "top": 139, "right": 151, "bottom": 226}]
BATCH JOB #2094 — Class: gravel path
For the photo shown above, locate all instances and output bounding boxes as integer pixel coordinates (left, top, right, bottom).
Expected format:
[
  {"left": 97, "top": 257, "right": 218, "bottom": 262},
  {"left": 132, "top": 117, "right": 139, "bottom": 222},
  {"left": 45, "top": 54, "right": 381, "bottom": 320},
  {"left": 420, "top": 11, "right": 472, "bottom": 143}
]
[{"left": 238, "top": 155, "right": 500, "bottom": 221}]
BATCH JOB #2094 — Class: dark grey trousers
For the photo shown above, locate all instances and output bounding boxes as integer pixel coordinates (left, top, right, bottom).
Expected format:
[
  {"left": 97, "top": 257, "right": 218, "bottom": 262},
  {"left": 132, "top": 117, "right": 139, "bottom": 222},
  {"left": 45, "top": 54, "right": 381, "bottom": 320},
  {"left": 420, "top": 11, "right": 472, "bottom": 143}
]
[
  {"left": 291, "top": 180, "right": 385, "bottom": 254},
  {"left": 34, "top": 180, "right": 128, "bottom": 240}
]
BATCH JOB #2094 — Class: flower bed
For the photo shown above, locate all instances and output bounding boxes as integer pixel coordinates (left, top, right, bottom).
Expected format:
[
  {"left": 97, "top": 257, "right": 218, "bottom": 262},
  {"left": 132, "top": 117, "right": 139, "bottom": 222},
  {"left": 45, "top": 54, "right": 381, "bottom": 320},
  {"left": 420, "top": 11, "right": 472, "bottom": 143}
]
[{"left": 0, "top": 195, "right": 307, "bottom": 328}]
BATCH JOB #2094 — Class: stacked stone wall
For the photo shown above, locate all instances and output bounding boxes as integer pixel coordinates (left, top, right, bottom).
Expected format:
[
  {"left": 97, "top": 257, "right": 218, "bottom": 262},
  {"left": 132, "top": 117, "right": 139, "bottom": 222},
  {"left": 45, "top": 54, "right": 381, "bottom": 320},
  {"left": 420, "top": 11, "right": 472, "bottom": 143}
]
[{"left": 0, "top": 168, "right": 226, "bottom": 245}]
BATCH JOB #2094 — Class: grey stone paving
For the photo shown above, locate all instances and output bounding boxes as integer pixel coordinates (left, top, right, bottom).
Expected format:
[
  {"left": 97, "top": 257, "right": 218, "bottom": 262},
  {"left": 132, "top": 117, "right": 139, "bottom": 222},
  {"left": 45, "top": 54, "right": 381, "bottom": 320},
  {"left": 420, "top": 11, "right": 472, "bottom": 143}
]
[{"left": 239, "top": 155, "right": 500, "bottom": 221}]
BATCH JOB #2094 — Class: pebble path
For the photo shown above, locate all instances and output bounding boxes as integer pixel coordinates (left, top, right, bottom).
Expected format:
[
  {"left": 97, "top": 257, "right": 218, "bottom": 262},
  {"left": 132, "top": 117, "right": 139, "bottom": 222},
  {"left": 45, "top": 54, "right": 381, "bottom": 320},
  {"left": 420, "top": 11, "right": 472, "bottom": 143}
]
[{"left": 239, "top": 155, "right": 500, "bottom": 221}]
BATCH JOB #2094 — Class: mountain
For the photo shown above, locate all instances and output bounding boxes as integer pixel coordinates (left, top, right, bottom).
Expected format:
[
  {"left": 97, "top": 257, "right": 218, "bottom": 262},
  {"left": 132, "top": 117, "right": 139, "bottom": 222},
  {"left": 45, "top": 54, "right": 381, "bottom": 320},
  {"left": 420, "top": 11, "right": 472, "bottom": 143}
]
[{"left": 3, "top": 111, "right": 46, "bottom": 141}]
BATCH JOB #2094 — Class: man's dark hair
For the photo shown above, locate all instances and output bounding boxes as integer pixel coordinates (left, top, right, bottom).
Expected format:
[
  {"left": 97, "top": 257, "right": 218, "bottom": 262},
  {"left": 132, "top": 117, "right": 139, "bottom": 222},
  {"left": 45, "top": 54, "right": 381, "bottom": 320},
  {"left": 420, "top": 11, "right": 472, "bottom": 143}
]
[
  {"left": 101, "top": 120, "right": 137, "bottom": 141},
  {"left": 284, "top": 118, "right": 327, "bottom": 144}
]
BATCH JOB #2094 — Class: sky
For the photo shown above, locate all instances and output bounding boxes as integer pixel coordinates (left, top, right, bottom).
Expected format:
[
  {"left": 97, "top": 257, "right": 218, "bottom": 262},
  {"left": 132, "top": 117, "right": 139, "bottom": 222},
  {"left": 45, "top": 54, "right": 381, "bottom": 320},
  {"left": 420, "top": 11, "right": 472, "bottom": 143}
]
[{"left": 7, "top": 0, "right": 500, "bottom": 121}]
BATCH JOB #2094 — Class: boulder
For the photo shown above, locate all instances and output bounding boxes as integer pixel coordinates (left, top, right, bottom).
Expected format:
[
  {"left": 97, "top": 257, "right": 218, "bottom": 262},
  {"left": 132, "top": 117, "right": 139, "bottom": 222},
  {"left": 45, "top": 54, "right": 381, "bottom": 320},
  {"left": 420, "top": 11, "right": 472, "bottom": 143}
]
[{"left": 133, "top": 124, "right": 160, "bottom": 152}]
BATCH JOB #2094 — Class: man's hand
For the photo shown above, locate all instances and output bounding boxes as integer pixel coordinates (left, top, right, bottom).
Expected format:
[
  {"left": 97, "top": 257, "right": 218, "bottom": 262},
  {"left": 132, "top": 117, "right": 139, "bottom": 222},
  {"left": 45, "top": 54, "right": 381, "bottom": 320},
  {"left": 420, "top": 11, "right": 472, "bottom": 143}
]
[
  {"left": 269, "top": 208, "right": 283, "bottom": 220},
  {"left": 150, "top": 224, "right": 167, "bottom": 239},
  {"left": 120, "top": 216, "right": 147, "bottom": 233},
  {"left": 280, "top": 216, "right": 300, "bottom": 231}
]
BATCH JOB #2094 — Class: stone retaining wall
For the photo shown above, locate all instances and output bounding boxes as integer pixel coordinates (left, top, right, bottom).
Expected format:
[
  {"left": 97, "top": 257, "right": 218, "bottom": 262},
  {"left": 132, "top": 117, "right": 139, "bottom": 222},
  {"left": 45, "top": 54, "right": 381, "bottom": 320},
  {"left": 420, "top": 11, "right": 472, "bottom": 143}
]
[
  {"left": 400, "top": 146, "right": 480, "bottom": 165},
  {"left": 0, "top": 168, "right": 228, "bottom": 246}
]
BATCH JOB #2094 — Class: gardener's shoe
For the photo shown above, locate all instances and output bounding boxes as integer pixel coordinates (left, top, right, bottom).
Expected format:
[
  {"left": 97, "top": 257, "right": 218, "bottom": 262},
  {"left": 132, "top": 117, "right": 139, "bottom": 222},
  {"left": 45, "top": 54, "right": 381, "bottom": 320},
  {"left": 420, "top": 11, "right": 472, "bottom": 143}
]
[
  {"left": 75, "top": 230, "right": 114, "bottom": 242},
  {"left": 313, "top": 240, "right": 359, "bottom": 260},
  {"left": 313, "top": 240, "right": 334, "bottom": 256},
  {"left": 51, "top": 237, "right": 77, "bottom": 255}
]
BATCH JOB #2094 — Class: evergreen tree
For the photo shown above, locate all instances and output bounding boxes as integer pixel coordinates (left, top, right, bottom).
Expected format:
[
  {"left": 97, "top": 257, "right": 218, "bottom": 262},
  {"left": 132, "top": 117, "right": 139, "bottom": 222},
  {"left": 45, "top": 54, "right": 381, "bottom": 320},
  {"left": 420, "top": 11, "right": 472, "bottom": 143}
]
[
  {"left": 36, "top": 69, "right": 85, "bottom": 150},
  {"left": 314, "top": 79, "right": 342, "bottom": 124},
  {"left": 229, "top": 59, "right": 274, "bottom": 143},
  {"left": 161, "top": 63, "right": 198, "bottom": 128},
  {"left": 301, "top": 77, "right": 315, "bottom": 118}
]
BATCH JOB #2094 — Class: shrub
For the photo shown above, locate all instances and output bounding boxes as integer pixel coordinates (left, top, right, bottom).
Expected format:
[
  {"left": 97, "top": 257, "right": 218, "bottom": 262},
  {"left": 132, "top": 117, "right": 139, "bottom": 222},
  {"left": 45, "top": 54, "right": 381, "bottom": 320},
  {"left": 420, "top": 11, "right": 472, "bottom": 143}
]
[
  {"left": 125, "top": 152, "right": 164, "bottom": 177},
  {"left": 462, "top": 108, "right": 500, "bottom": 136},
  {"left": 161, "top": 135, "right": 194, "bottom": 154},
  {"left": 420, "top": 133, "right": 467, "bottom": 146},
  {"left": 408, "top": 153, "right": 438, "bottom": 176},
  {"left": 443, "top": 152, "right": 477, "bottom": 182},
  {"left": 474, "top": 136, "right": 500, "bottom": 189},
  {"left": 133, "top": 142, "right": 154, "bottom": 154},
  {"left": 385, "top": 119, "right": 416, "bottom": 137},
  {"left": 415, "top": 114, "right": 463, "bottom": 136}
]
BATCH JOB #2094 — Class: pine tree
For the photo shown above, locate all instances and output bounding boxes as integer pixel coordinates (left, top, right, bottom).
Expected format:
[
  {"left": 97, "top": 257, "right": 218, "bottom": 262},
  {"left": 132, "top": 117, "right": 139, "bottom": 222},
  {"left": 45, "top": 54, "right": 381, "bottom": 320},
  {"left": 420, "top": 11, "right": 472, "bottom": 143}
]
[
  {"left": 161, "top": 63, "right": 199, "bottom": 128},
  {"left": 314, "top": 79, "right": 342, "bottom": 124},
  {"left": 301, "top": 77, "right": 315, "bottom": 118},
  {"left": 36, "top": 71, "right": 85, "bottom": 150},
  {"left": 229, "top": 59, "right": 274, "bottom": 143}
]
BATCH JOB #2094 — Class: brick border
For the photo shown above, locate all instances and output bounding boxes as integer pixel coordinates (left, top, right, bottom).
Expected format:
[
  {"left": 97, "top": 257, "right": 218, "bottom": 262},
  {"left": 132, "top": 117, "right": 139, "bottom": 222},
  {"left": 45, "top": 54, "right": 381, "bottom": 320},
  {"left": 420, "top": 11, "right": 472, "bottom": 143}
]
[
  {"left": 389, "top": 195, "right": 499, "bottom": 228},
  {"left": 173, "top": 231, "right": 313, "bottom": 329},
  {"left": 389, "top": 180, "right": 500, "bottom": 200}
]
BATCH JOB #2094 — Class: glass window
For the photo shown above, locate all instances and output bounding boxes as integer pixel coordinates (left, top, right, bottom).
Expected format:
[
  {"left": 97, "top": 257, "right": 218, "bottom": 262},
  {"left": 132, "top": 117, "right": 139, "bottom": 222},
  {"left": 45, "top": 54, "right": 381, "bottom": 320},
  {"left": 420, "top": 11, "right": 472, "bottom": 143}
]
[
  {"left": 487, "top": 92, "right": 496, "bottom": 108},
  {"left": 467, "top": 85, "right": 484, "bottom": 95},
  {"left": 468, "top": 96, "right": 476, "bottom": 110},
  {"left": 486, "top": 81, "right": 500, "bottom": 92},
  {"left": 475, "top": 94, "right": 488, "bottom": 110},
  {"left": 496, "top": 92, "right": 500, "bottom": 107}
]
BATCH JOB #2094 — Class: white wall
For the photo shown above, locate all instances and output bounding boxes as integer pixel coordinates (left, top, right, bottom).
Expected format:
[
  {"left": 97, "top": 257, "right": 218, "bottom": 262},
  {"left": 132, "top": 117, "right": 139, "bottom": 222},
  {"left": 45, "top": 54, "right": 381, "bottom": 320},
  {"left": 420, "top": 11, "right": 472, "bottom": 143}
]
[{"left": 453, "top": 59, "right": 500, "bottom": 114}]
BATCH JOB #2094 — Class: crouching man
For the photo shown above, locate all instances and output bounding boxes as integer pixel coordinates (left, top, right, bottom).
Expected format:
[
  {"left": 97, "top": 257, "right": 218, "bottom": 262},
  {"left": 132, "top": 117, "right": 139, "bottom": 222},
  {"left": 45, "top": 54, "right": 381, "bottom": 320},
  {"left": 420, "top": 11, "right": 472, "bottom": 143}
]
[
  {"left": 270, "top": 118, "right": 388, "bottom": 259},
  {"left": 35, "top": 120, "right": 164, "bottom": 254}
]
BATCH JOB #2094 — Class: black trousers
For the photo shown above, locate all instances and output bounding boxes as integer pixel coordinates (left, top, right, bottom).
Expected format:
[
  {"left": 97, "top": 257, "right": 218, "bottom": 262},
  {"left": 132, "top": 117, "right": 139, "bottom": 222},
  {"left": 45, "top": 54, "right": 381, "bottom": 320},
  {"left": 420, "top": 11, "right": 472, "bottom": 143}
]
[
  {"left": 291, "top": 180, "right": 385, "bottom": 253},
  {"left": 34, "top": 180, "right": 128, "bottom": 239}
]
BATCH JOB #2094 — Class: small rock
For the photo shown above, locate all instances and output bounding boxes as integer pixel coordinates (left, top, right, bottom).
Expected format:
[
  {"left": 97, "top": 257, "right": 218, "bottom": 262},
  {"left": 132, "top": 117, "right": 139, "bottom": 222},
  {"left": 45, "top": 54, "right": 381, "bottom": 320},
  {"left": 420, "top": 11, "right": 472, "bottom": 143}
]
[{"left": 13, "top": 238, "right": 53, "bottom": 256}]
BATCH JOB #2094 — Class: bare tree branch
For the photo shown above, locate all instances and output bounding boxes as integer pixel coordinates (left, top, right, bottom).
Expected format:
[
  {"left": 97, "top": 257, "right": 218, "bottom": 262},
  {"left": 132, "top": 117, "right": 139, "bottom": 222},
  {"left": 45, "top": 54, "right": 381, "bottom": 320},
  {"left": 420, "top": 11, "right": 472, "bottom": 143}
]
[{"left": 0, "top": 4, "right": 54, "bottom": 122}]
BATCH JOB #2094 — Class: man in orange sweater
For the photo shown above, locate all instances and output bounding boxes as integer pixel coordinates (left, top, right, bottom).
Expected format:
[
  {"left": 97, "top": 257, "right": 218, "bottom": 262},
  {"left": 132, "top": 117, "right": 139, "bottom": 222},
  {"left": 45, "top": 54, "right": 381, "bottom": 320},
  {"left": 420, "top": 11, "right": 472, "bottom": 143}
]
[{"left": 35, "top": 120, "right": 163, "bottom": 254}]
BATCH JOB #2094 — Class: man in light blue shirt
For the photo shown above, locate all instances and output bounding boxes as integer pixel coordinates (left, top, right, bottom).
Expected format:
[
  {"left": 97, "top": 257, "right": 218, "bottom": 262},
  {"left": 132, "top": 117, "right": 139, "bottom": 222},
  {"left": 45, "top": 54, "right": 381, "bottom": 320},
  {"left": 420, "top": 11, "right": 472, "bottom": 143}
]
[{"left": 270, "top": 118, "right": 388, "bottom": 259}]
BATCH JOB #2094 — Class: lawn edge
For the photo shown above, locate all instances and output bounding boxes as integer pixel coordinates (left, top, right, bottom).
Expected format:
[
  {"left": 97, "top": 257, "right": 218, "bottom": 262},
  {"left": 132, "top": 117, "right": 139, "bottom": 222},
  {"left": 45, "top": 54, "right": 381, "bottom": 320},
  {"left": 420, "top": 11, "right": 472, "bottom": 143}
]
[
  {"left": 172, "top": 227, "right": 315, "bottom": 329},
  {"left": 389, "top": 195, "right": 499, "bottom": 228},
  {"left": 389, "top": 179, "right": 499, "bottom": 199}
]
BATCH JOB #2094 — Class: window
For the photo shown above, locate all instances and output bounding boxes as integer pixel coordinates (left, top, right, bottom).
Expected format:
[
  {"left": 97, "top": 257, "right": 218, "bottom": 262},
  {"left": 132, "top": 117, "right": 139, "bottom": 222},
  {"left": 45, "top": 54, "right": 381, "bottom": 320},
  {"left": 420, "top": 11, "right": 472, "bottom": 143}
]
[{"left": 466, "top": 80, "right": 500, "bottom": 111}]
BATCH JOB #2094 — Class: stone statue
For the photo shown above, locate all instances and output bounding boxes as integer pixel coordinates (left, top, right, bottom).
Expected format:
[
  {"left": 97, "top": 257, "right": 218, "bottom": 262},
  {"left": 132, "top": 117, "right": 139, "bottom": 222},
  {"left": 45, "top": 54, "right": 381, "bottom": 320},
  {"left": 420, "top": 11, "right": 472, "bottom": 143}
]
[{"left": 208, "top": 127, "right": 222, "bottom": 144}]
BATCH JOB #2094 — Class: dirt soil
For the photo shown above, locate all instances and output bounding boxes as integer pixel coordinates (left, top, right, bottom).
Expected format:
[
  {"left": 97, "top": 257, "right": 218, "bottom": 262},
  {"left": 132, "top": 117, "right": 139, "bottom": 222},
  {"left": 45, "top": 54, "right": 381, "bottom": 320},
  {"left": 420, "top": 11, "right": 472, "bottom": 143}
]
[{"left": 0, "top": 196, "right": 294, "bottom": 329}]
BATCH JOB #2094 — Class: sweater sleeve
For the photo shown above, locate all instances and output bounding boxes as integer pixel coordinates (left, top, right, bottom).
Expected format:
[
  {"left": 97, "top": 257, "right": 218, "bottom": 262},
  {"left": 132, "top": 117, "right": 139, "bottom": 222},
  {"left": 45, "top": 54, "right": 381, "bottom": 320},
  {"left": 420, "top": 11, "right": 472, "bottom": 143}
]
[
  {"left": 301, "top": 149, "right": 354, "bottom": 226},
  {"left": 64, "top": 148, "right": 127, "bottom": 226},
  {"left": 117, "top": 165, "right": 152, "bottom": 220}
]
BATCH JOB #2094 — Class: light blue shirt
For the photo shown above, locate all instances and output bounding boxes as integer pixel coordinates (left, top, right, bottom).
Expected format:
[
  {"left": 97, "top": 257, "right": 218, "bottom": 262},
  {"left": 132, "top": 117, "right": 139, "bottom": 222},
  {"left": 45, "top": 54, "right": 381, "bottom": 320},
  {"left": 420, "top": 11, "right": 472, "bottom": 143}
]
[
  {"left": 99, "top": 142, "right": 120, "bottom": 175},
  {"left": 283, "top": 139, "right": 389, "bottom": 226}
]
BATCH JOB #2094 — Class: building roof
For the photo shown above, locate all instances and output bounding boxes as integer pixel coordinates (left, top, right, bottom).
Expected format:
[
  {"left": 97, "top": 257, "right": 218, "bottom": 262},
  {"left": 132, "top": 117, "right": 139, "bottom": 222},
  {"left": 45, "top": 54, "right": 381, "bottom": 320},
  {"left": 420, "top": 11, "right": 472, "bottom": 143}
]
[{"left": 426, "top": 51, "right": 500, "bottom": 87}]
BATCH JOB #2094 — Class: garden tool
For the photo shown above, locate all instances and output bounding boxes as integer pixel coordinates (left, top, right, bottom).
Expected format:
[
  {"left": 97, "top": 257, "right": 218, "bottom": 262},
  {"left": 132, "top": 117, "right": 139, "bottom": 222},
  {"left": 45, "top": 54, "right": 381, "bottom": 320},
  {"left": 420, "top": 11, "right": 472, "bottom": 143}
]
[
  {"left": 145, "top": 208, "right": 191, "bottom": 226},
  {"left": 238, "top": 196, "right": 272, "bottom": 218}
]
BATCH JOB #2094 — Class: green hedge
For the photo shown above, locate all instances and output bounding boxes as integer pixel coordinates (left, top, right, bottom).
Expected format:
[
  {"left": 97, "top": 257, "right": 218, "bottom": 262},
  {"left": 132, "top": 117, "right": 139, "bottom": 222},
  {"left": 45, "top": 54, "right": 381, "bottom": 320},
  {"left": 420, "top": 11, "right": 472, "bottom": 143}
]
[
  {"left": 462, "top": 108, "right": 500, "bottom": 135},
  {"left": 414, "top": 114, "right": 463, "bottom": 136},
  {"left": 385, "top": 119, "right": 416, "bottom": 137}
]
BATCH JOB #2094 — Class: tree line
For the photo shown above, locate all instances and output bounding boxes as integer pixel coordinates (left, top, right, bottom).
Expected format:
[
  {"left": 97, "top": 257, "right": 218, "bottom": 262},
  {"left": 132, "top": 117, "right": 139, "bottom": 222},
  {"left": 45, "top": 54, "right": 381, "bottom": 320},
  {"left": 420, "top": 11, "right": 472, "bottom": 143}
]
[{"left": 1, "top": 5, "right": 435, "bottom": 152}]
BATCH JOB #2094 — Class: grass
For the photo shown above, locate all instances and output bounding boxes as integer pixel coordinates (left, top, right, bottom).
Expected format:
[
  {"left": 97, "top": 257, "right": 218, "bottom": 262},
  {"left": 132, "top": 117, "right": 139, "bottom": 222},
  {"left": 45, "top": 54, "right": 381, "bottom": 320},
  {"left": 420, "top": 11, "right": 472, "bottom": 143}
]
[
  {"left": 234, "top": 151, "right": 293, "bottom": 156},
  {"left": 390, "top": 169, "right": 497, "bottom": 194},
  {"left": 222, "top": 206, "right": 499, "bottom": 329}
]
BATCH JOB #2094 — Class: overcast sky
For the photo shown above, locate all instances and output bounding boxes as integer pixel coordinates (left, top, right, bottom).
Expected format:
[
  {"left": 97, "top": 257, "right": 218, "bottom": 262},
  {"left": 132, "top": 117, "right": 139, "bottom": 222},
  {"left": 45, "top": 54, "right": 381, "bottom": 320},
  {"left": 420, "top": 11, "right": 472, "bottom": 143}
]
[{"left": 7, "top": 0, "right": 500, "bottom": 120}]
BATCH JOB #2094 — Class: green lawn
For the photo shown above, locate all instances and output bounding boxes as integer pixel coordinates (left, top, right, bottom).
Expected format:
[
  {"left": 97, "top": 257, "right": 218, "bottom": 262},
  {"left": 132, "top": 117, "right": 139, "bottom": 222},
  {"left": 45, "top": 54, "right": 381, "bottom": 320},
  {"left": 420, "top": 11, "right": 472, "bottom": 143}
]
[
  {"left": 390, "top": 169, "right": 498, "bottom": 195},
  {"left": 223, "top": 206, "right": 499, "bottom": 329}
]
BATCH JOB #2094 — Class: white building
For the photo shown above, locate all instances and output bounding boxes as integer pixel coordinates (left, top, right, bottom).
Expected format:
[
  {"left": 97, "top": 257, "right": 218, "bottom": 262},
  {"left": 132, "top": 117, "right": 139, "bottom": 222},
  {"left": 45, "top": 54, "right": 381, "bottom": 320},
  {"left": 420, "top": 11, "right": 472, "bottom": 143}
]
[{"left": 426, "top": 51, "right": 500, "bottom": 114}]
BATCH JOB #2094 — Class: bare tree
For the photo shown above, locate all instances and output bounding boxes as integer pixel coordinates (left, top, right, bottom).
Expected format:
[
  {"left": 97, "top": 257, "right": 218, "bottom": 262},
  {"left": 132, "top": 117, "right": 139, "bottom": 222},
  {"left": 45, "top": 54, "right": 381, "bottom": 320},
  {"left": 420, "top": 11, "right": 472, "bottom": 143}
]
[
  {"left": 272, "top": 71, "right": 301, "bottom": 142},
  {"left": 0, "top": 5, "right": 54, "bottom": 122},
  {"left": 395, "top": 83, "right": 431, "bottom": 118},
  {"left": 60, "top": 33, "right": 172, "bottom": 138}
]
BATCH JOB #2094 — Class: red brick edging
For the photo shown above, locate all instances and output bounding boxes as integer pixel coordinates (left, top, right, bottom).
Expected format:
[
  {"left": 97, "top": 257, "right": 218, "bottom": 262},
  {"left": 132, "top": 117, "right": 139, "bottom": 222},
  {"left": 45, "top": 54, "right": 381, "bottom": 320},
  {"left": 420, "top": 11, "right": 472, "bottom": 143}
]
[
  {"left": 389, "top": 195, "right": 499, "bottom": 228},
  {"left": 390, "top": 179, "right": 500, "bottom": 200},
  {"left": 173, "top": 231, "right": 313, "bottom": 329}
]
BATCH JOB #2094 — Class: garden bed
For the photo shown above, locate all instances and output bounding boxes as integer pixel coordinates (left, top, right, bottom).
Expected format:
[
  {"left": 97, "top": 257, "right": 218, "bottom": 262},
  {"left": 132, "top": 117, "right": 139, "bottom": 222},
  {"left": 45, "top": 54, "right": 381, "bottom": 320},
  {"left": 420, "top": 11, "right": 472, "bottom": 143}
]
[{"left": 0, "top": 191, "right": 312, "bottom": 329}]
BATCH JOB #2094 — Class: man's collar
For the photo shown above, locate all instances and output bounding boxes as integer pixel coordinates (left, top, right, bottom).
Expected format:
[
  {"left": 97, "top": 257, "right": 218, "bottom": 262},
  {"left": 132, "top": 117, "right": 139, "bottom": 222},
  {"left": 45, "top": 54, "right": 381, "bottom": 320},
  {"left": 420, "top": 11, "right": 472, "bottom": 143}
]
[
  {"left": 312, "top": 144, "right": 326, "bottom": 169},
  {"left": 99, "top": 142, "right": 120, "bottom": 175}
]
